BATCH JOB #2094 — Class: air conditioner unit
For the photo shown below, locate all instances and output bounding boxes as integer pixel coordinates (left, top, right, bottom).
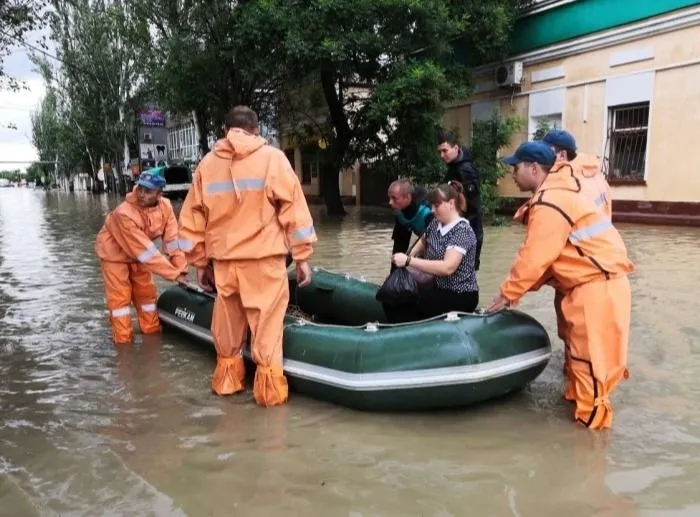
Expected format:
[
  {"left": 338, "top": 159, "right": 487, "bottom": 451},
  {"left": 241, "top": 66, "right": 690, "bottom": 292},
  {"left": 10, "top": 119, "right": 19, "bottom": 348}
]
[{"left": 495, "top": 61, "right": 524, "bottom": 87}]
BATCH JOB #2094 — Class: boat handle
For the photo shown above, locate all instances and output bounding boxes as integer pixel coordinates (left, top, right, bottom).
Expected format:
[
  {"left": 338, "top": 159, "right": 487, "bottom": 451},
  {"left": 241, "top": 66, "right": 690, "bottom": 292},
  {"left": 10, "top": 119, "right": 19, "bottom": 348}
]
[{"left": 315, "top": 286, "right": 334, "bottom": 293}]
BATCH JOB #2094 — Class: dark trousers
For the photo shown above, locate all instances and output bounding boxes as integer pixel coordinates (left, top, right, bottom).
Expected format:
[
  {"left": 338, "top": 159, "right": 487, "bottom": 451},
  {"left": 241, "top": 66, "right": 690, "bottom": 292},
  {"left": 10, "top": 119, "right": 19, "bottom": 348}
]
[
  {"left": 383, "top": 288, "right": 479, "bottom": 323},
  {"left": 475, "top": 232, "right": 483, "bottom": 271}
]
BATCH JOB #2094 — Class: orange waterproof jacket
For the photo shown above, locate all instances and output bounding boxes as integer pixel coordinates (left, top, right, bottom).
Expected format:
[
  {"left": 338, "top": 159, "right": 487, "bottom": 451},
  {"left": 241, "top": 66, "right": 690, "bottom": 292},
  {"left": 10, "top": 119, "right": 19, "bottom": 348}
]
[
  {"left": 501, "top": 164, "right": 634, "bottom": 302},
  {"left": 95, "top": 192, "right": 186, "bottom": 281},
  {"left": 178, "top": 129, "right": 317, "bottom": 268},
  {"left": 570, "top": 152, "right": 613, "bottom": 218}
]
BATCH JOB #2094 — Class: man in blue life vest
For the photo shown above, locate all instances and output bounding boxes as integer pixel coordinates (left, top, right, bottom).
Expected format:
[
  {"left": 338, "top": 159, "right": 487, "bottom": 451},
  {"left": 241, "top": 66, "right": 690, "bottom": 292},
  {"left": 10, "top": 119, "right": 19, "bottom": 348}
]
[{"left": 387, "top": 178, "right": 434, "bottom": 271}]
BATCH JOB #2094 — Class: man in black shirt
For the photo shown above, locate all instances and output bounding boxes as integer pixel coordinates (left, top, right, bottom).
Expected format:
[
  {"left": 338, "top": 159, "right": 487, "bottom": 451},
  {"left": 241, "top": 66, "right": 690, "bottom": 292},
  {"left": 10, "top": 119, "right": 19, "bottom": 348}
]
[{"left": 437, "top": 129, "right": 484, "bottom": 270}]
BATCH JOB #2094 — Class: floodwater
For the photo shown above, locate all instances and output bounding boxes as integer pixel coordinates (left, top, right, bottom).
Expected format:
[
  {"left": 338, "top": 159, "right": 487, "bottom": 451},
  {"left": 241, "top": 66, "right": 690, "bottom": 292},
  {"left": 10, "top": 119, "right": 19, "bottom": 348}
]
[{"left": 1, "top": 188, "right": 699, "bottom": 517}]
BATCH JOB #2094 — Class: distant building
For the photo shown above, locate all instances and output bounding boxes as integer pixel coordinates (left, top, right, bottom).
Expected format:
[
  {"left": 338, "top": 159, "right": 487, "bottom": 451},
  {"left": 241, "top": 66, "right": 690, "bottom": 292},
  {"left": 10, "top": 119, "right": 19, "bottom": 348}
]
[
  {"left": 136, "top": 104, "right": 169, "bottom": 175},
  {"left": 166, "top": 108, "right": 281, "bottom": 170}
]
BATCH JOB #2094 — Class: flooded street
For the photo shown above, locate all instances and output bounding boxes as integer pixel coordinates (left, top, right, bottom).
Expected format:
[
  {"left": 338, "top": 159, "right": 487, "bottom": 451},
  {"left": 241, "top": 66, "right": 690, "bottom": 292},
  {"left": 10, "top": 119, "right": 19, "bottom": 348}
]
[{"left": 1, "top": 188, "right": 700, "bottom": 517}]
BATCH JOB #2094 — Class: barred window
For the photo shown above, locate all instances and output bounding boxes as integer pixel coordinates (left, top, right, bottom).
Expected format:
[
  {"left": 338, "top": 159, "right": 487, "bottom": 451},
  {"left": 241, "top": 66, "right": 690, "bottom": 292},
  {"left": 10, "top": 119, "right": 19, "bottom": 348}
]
[{"left": 603, "top": 102, "right": 649, "bottom": 182}]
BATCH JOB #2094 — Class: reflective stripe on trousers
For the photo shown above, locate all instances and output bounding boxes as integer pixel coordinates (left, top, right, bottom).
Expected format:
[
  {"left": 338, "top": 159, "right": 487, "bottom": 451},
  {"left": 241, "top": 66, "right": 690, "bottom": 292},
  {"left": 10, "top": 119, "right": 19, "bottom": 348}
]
[{"left": 112, "top": 306, "right": 131, "bottom": 317}]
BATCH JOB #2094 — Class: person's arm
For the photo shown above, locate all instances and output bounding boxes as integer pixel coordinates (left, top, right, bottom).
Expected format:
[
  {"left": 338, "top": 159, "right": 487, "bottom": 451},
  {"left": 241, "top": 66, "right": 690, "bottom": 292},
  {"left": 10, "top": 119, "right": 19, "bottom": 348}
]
[
  {"left": 408, "top": 235, "right": 426, "bottom": 258},
  {"left": 498, "top": 205, "right": 571, "bottom": 302},
  {"left": 161, "top": 200, "right": 187, "bottom": 272},
  {"left": 269, "top": 155, "right": 318, "bottom": 263},
  {"left": 401, "top": 223, "right": 474, "bottom": 277},
  {"left": 391, "top": 219, "right": 411, "bottom": 255},
  {"left": 405, "top": 249, "right": 461, "bottom": 276},
  {"left": 178, "top": 168, "right": 209, "bottom": 268},
  {"left": 107, "top": 212, "right": 183, "bottom": 281}
]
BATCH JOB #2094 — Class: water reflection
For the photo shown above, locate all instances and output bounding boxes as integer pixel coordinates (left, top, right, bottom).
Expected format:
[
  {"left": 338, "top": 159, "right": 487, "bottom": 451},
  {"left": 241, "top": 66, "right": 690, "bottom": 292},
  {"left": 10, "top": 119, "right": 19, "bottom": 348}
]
[{"left": 0, "top": 188, "right": 699, "bottom": 515}]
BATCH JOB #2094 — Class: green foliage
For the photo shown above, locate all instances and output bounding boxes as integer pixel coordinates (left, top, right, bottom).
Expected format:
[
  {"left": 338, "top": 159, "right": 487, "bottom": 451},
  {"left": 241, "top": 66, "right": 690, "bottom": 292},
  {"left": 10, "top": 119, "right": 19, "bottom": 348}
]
[
  {"left": 364, "top": 60, "right": 469, "bottom": 184},
  {"left": 0, "top": 169, "right": 22, "bottom": 182},
  {"left": 32, "top": 0, "right": 148, "bottom": 178},
  {"left": 28, "top": 0, "right": 528, "bottom": 199},
  {"left": 532, "top": 117, "right": 553, "bottom": 140},
  {"left": 133, "top": 0, "right": 286, "bottom": 147},
  {"left": 0, "top": 1, "right": 47, "bottom": 90},
  {"left": 24, "top": 163, "right": 45, "bottom": 183},
  {"left": 254, "top": 0, "right": 527, "bottom": 212},
  {"left": 471, "top": 112, "right": 524, "bottom": 223}
]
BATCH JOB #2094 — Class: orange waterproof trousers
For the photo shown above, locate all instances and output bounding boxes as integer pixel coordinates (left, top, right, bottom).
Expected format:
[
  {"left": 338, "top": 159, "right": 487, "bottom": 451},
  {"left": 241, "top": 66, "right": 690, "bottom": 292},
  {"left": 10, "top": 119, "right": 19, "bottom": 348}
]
[
  {"left": 553, "top": 289, "right": 575, "bottom": 402},
  {"left": 101, "top": 261, "right": 160, "bottom": 344},
  {"left": 210, "top": 256, "right": 289, "bottom": 407},
  {"left": 560, "top": 276, "right": 631, "bottom": 430}
]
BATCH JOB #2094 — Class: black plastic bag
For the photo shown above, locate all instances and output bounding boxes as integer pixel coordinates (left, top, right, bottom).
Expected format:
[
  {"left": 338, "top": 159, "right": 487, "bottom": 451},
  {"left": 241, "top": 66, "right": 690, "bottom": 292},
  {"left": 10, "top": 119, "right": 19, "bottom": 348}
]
[{"left": 376, "top": 267, "right": 420, "bottom": 304}]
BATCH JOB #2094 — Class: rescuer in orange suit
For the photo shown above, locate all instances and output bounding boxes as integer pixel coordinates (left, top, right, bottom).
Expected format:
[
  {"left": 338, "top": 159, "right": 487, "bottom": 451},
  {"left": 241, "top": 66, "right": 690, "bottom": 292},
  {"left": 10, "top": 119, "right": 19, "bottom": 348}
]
[
  {"left": 95, "top": 173, "right": 187, "bottom": 344},
  {"left": 486, "top": 140, "right": 634, "bottom": 430},
  {"left": 178, "top": 105, "right": 316, "bottom": 408},
  {"left": 541, "top": 129, "right": 614, "bottom": 400}
]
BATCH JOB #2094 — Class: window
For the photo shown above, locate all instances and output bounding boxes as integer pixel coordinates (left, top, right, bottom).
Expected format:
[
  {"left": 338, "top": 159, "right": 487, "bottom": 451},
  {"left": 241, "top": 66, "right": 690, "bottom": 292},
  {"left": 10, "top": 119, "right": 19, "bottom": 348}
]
[
  {"left": 284, "top": 148, "right": 295, "bottom": 165},
  {"left": 284, "top": 148, "right": 296, "bottom": 172},
  {"left": 301, "top": 159, "right": 318, "bottom": 185},
  {"left": 530, "top": 114, "right": 562, "bottom": 139},
  {"left": 167, "top": 122, "right": 201, "bottom": 162},
  {"left": 604, "top": 102, "right": 649, "bottom": 182},
  {"left": 300, "top": 145, "right": 320, "bottom": 185}
]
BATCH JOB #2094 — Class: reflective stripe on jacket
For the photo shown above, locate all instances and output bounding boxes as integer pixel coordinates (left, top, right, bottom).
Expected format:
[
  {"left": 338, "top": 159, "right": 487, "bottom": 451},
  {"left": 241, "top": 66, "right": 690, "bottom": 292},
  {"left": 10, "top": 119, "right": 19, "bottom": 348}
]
[
  {"left": 178, "top": 129, "right": 317, "bottom": 267},
  {"left": 500, "top": 167, "right": 634, "bottom": 302},
  {"left": 95, "top": 192, "right": 185, "bottom": 281}
]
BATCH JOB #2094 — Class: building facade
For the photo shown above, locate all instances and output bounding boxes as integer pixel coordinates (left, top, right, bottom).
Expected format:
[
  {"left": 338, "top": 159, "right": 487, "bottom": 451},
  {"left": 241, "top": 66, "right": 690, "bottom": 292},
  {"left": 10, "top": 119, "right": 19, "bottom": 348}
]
[
  {"left": 443, "top": 0, "right": 700, "bottom": 225},
  {"left": 166, "top": 110, "right": 281, "bottom": 169}
]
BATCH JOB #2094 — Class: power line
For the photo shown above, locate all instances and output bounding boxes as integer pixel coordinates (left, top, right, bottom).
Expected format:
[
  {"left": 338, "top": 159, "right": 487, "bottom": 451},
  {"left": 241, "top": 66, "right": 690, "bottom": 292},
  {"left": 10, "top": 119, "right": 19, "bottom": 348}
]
[{"left": 0, "top": 28, "right": 61, "bottom": 64}]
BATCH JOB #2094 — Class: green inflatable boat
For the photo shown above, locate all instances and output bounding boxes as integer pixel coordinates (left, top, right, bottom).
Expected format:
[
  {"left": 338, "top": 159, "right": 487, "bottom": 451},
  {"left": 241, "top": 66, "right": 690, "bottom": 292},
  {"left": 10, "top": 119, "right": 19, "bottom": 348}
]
[{"left": 157, "top": 268, "right": 552, "bottom": 411}]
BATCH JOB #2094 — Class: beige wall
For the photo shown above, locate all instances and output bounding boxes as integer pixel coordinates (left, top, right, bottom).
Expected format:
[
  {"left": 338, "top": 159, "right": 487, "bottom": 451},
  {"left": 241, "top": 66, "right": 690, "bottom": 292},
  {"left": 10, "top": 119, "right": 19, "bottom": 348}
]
[
  {"left": 444, "top": 18, "right": 700, "bottom": 202},
  {"left": 279, "top": 135, "right": 356, "bottom": 198}
]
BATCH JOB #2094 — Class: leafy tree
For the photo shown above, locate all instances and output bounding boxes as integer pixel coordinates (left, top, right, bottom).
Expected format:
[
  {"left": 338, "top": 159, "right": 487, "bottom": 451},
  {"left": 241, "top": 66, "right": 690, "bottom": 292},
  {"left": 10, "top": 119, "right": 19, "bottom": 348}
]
[
  {"left": 532, "top": 117, "right": 553, "bottom": 140},
  {"left": 471, "top": 112, "right": 524, "bottom": 223},
  {"left": 31, "top": 0, "right": 149, "bottom": 183},
  {"left": 0, "top": 169, "right": 22, "bottom": 181},
  {"left": 241, "top": 0, "right": 529, "bottom": 214},
  {"left": 25, "top": 162, "right": 46, "bottom": 184},
  {"left": 0, "top": 1, "right": 46, "bottom": 90},
  {"left": 131, "top": 0, "right": 287, "bottom": 155}
]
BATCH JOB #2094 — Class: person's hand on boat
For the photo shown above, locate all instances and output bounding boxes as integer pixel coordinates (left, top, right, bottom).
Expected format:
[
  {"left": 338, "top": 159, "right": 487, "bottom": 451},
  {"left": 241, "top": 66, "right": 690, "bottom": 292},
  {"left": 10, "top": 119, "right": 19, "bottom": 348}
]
[
  {"left": 197, "top": 264, "right": 216, "bottom": 293},
  {"left": 176, "top": 271, "right": 189, "bottom": 286},
  {"left": 486, "top": 293, "right": 511, "bottom": 313},
  {"left": 296, "top": 260, "right": 312, "bottom": 288},
  {"left": 392, "top": 253, "right": 409, "bottom": 268}
]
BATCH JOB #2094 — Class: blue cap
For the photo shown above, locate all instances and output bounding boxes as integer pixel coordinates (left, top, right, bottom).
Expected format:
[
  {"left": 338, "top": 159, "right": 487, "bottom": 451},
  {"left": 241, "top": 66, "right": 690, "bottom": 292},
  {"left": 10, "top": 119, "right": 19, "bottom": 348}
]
[
  {"left": 136, "top": 172, "right": 166, "bottom": 191},
  {"left": 542, "top": 129, "right": 577, "bottom": 152},
  {"left": 502, "top": 140, "right": 556, "bottom": 167}
]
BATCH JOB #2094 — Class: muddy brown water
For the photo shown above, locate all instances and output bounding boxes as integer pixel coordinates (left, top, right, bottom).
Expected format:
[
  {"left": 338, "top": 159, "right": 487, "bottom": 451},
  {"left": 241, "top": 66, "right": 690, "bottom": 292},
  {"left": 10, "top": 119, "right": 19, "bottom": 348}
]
[{"left": 1, "top": 188, "right": 699, "bottom": 516}]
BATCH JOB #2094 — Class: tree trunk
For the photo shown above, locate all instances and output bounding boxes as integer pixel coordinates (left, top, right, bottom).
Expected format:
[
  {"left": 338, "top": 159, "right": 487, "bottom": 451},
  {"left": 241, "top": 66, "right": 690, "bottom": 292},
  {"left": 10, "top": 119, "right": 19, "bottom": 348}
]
[
  {"left": 194, "top": 108, "right": 210, "bottom": 158},
  {"left": 319, "top": 65, "right": 351, "bottom": 216},
  {"left": 319, "top": 160, "right": 346, "bottom": 215}
]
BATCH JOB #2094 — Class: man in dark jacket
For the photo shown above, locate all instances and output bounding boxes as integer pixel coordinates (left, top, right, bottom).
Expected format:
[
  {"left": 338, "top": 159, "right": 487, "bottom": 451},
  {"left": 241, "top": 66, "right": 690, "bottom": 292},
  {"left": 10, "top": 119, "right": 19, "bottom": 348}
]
[
  {"left": 437, "top": 129, "right": 484, "bottom": 270},
  {"left": 387, "top": 178, "right": 434, "bottom": 271}
]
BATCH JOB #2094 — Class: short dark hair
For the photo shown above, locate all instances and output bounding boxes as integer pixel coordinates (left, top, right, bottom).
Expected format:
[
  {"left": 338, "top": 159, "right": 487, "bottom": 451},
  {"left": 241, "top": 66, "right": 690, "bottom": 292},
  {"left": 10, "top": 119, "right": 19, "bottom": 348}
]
[
  {"left": 554, "top": 146, "right": 577, "bottom": 161},
  {"left": 389, "top": 178, "right": 415, "bottom": 196},
  {"left": 225, "top": 106, "right": 259, "bottom": 131},
  {"left": 437, "top": 128, "right": 459, "bottom": 147}
]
